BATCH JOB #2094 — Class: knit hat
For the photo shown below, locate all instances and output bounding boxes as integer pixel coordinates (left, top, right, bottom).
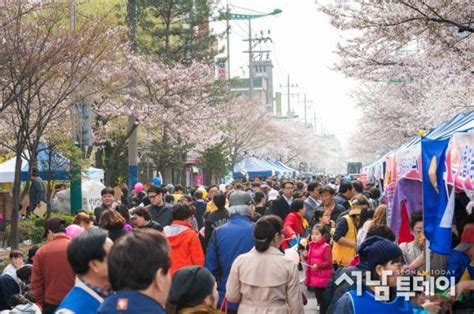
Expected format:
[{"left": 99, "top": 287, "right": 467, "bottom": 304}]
[
  {"left": 454, "top": 223, "right": 474, "bottom": 251},
  {"left": 229, "top": 191, "right": 253, "bottom": 207},
  {"left": 168, "top": 266, "right": 215, "bottom": 309},
  {"left": 358, "top": 236, "right": 402, "bottom": 271}
]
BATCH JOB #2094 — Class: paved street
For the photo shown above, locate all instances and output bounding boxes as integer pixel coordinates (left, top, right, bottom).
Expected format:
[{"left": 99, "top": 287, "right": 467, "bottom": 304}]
[{"left": 300, "top": 270, "right": 319, "bottom": 313}]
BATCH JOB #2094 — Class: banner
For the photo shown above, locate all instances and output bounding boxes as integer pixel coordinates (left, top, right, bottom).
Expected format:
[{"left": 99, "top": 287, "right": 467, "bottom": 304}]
[
  {"left": 396, "top": 144, "right": 422, "bottom": 181},
  {"left": 421, "top": 137, "right": 453, "bottom": 255},
  {"left": 446, "top": 131, "right": 474, "bottom": 192}
]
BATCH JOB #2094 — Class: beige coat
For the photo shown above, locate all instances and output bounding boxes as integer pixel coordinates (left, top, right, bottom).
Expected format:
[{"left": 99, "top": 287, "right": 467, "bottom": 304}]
[{"left": 226, "top": 247, "right": 304, "bottom": 314}]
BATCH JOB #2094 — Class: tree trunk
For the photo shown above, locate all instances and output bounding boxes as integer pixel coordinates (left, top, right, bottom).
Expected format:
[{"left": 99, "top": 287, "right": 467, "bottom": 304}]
[{"left": 10, "top": 145, "right": 24, "bottom": 249}]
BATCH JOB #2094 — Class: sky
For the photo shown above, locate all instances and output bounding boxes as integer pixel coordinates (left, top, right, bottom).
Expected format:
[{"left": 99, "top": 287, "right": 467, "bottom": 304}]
[{"left": 212, "top": 0, "right": 361, "bottom": 150}]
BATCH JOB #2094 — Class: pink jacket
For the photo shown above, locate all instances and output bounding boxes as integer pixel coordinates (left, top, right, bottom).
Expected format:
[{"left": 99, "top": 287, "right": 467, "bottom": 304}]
[{"left": 304, "top": 239, "right": 333, "bottom": 288}]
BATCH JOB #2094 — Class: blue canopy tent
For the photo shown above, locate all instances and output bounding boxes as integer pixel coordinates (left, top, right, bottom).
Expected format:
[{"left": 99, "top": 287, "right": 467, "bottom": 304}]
[
  {"left": 265, "top": 160, "right": 292, "bottom": 177},
  {"left": 233, "top": 157, "right": 276, "bottom": 179},
  {"left": 0, "top": 145, "right": 69, "bottom": 182},
  {"left": 274, "top": 160, "right": 299, "bottom": 177}
]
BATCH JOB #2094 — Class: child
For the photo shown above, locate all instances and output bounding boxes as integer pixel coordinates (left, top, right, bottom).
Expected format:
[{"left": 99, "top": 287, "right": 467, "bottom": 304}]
[
  {"left": 304, "top": 223, "right": 334, "bottom": 310},
  {"left": 311, "top": 209, "right": 333, "bottom": 242}
]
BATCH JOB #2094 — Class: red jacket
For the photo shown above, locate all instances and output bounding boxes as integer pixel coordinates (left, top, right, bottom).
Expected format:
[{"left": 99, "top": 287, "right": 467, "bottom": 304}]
[
  {"left": 164, "top": 220, "right": 205, "bottom": 275},
  {"left": 283, "top": 212, "right": 304, "bottom": 249},
  {"left": 304, "top": 239, "right": 333, "bottom": 288},
  {"left": 32, "top": 234, "right": 75, "bottom": 307}
]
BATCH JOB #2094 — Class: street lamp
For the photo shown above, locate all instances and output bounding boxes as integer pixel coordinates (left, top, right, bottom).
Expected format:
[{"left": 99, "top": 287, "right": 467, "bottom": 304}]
[{"left": 219, "top": 8, "right": 282, "bottom": 100}]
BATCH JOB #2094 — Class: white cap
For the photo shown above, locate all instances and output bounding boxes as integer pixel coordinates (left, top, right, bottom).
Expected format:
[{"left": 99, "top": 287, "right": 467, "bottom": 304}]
[{"left": 268, "top": 189, "right": 279, "bottom": 201}]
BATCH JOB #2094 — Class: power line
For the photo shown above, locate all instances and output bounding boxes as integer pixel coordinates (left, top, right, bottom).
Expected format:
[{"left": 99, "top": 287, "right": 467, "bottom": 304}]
[{"left": 228, "top": 4, "right": 266, "bottom": 15}]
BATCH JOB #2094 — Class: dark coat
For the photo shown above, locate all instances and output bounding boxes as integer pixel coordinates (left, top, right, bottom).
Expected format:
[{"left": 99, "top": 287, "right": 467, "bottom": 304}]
[
  {"left": 0, "top": 275, "right": 20, "bottom": 310},
  {"left": 140, "top": 220, "right": 163, "bottom": 232},
  {"left": 148, "top": 204, "right": 173, "bottom": 227},
  {"left": 335, "top": 193, "right": 351, "bottom": 210},
  {"left": 29, "top": 177, "right": 46, "bottom": 209},
  {"left": 269, "top": 196, "right": 291, "bottom": 221}
]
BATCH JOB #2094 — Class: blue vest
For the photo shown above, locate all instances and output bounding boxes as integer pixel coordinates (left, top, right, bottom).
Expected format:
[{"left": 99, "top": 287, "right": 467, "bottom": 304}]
[
  {"left": 349, "top": 289, "right": 413, "bottom": 314},
  {"left": 56, "top": 280, "right": 102, "bottom": 314}
]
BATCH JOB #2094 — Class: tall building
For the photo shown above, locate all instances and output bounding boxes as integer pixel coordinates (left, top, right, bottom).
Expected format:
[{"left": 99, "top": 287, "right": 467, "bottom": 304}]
[
  {"left": 230, "top": 59, "right": 275, "bottom": 113},
  {"left": 251, "top": 59, "right": 274, "bottom": 112}
]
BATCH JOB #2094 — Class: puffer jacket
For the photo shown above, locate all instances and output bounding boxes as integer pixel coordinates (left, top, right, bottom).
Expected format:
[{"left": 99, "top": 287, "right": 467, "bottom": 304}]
[
  {"left": 304, "top": 239, "right": 333, "bottom": 288},
  {"left": 164, "top": 220, "right": 204, "bottom": 276}
]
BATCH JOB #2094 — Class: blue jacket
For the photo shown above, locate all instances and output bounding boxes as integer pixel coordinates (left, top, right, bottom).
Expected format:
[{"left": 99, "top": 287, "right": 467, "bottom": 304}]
[
  {"left": 98, "top": 291, "right": 166, "bottom": 313},
  {"left": 56, "top": 278, "right": 102, "bottom": 314},
  {"left": 205, "top": 215, "right": 254, "bottom": 311},
  {"left": 446, "top": 250, "right": 471, "bottom": 284},
  {"left": 333, "top": 289, "right": 413, "bottom": 314}
]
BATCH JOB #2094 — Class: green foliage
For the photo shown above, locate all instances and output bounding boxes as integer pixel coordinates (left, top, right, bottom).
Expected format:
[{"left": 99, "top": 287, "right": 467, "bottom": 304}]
[
  {"left": 5, "top": 213, "right": 74, "bottom": 246},
  {"left": 200, "top": 142, "right": 229, "bottom": 185}
]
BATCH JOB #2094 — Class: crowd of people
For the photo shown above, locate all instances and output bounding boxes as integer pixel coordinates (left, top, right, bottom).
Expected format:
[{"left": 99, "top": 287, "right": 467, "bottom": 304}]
[{"left": 1, "top": 176, "right": 473, "bottom": 313}]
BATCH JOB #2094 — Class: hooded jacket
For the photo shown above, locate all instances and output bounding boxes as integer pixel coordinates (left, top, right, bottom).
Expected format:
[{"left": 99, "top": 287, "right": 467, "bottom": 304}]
[{"left": 164, "top": 220, "right": 205, "bottom": 275}]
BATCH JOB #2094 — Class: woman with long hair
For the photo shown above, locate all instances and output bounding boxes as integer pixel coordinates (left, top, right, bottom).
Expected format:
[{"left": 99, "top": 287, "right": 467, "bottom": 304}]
[
  {"left": 226, "top": 215, "right": 303, "bottom": 313},
  {"left": 357, "top": 204, "right": 387, "bottom": 248}
]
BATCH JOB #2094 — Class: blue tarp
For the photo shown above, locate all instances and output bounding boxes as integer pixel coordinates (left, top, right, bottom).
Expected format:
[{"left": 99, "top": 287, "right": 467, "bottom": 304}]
[
  {"left": 265, "top": 160, "right": 292, "bottom": 176},
  {"left": 233, "top": 157, "right": 275, "bottom": 179},
  {"left": 275, "top": 160, "right": 299, "bottom": 176}
]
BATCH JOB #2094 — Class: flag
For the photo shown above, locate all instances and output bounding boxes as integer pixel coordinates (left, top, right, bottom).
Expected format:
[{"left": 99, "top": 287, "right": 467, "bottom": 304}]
[{"left": 421, "top": 137, "right": 454, "bottom": 255}]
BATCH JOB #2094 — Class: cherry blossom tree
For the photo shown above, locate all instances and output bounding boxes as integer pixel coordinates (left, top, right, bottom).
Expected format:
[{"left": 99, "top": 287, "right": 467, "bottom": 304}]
[
  {"left": 91, "top": 54, "right": 224, "bottom": 184},
  {"left": 320, "top": 0, "right": 473, "bottom": 162},
  {"left": 0, "top": 1, "right": 126, "bottom": 248}
]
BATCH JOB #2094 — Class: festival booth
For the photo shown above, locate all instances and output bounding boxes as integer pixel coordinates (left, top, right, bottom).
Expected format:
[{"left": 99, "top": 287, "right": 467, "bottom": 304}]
[
  {"left": 0, "top": 146, "right": 106, "bottom": 213},
  {"left": 361, "top": 112, "right": 474, "bottom": 257},
  {"left": 233, "top": 157, "right": 277, "bottom": 179},
  {"left": 233, "top": 157, "right": 298, "bottom": 179},
  {"left": 275, "top": 160, "right": 300, "bottom": 177},
  {"left": 0, "top": 146, "right": 69, "bottom": 183}
]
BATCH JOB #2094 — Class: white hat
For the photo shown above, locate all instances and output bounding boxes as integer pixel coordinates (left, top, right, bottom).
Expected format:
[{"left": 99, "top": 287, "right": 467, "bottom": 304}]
[{"left": 268, "top": 190, "right": 279, "bottom": 201}]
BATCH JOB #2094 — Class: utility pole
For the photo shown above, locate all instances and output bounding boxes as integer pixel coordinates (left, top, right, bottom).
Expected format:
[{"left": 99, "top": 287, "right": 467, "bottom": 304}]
[
  {"left": 223, "top": 8, "right": 281, "bottom": 100},
  {"left": 127, "top": 0, "right": 139, "bottom": 188},
  {"left": 313, "top": 112, "right": 317, "bottom": 134},
  {"left": 226, "top": 1, "right": 230, "bottom": 80},
  {"left": 280, "top": 74, "right": 298, "bottom": 117},
  {"left": 69, "top": 0, "right": 82, "bottom": 214},
  {"left": 243, "top": 27, "right": 272, "bottom": 101},
  {"left": 298, "top": 93, "right": 313, "bottom": 127},
  {"left": 248, "top": 19, "right": 253, "bottom": 100}
]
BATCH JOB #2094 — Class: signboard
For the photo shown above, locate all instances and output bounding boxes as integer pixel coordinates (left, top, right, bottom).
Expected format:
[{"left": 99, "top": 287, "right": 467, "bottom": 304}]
[{"left": 446, "top": 131, "right": 474, "bottom": 191}]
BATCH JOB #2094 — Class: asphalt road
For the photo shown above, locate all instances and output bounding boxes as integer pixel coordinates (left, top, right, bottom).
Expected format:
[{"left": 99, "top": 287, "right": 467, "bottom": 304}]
[{"left": 300, "top": 270, "right": 319, "bottom": 313}]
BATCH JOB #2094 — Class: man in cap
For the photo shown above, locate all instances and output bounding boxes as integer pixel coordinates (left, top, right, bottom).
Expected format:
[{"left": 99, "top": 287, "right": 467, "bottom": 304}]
[
  {"left": 31, "top": 218, "right": 75, "bottom": 313},
  {"left": 205, "top": 191, "right": 255, "bottom": 313},
  {"left": 168, "top": 266, "right": 218, "bottom": 312}
]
